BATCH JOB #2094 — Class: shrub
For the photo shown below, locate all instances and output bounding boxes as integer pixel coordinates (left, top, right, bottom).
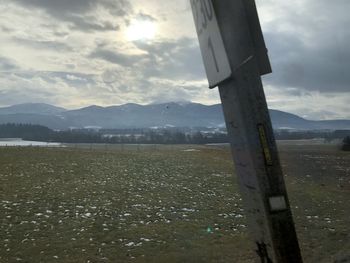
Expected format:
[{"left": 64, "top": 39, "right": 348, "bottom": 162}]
[{"left": 341, "top": 136, "right": 350, "bottom": 151}]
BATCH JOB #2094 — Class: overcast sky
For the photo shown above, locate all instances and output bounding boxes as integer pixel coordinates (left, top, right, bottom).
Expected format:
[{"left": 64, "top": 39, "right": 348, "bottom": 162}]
[{"left": 0, "top": 0, "right": 349, "bottom": 120}]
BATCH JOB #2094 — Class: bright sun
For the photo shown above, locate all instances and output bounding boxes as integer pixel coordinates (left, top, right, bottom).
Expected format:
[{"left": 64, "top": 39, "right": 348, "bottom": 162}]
[{"left": 126, "top": 20, "right": 157, "bottom": 41}]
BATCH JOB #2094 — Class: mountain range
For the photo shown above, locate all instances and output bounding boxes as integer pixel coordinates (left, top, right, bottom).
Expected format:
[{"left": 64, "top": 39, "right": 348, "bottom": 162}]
[{"left": 0, "top": 102, "right": 349, "bottom": 131}]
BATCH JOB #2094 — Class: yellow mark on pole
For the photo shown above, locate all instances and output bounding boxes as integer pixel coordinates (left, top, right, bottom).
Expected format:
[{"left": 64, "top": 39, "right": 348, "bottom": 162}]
[{"left": 258, "top": 124, "right": 273, "bottom": 166}]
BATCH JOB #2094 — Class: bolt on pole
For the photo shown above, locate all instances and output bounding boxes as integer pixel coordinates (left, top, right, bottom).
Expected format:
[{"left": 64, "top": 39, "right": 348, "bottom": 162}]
[{"left": 190, "top": 0, "right": 303, "bottom": 262}]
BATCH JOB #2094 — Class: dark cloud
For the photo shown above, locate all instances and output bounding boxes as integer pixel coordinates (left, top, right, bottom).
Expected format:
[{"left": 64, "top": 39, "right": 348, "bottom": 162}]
[
  {"left": 136, "top": 12, "right": 157, "bottom": 22},
  {"left": 52, "top": 31, "right": 70, "bottom": 38},
  {"left": 13, "top": 0, "right": 131, "bottom": 16},
  {"left": 0, "top": 56, "right": 19, "bottom": 71},
  {"left": 67, "top": 15, "right": 120, "bottom": 32},
  {"left": 13, "top": 37, "right": 73, "bottom": 52},
  {"left": 263, "top": 31, "right": 350, "bottom": 93},
  {"left": 12, "top": 0, "right": 132, "bottom": 32},
  {"left": 13, "top": 0, "right": 96, "bottom": 14},
  {"left": 0, "top": 25, "right": 12, "bottom": 33},
  {"left": 89, "top": 49, "right": 146, "bottom": 67},
  {"left": 259, "top": 0, "right": 350, "bottom": 93}
]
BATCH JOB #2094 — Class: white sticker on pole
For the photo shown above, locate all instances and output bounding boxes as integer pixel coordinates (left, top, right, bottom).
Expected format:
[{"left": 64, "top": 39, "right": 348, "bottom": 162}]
[{"left": 190, "top": 0, "right": 232, "bottom": 88}]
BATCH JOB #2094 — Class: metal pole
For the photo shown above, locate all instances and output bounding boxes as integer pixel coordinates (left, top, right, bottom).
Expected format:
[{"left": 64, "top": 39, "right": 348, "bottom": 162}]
[
  {"left": 218, "top": 63, "right": 302, "bottom": 263},
  {"left": 190, "top": 0, "right": 303, "bottom": 261},
  {"left": 213, "top": 1, "right": 302, "bottom": 262}
]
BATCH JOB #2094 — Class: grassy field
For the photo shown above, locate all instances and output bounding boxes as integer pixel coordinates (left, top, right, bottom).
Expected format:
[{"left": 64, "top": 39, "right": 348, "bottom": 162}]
[{"left": 0, "top": 143, "right": 349, "bottom": 262}]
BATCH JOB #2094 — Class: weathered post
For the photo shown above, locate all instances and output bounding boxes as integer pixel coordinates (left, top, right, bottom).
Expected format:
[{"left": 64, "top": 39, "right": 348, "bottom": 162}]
[{"left": 190, "top": 0, "right": 303, "bottom": 262}]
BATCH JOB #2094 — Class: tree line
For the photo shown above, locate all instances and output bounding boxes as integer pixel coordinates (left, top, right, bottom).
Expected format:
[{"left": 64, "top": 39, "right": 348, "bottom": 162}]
[
  {"left": 0, "top": 123, "right": 227, "bottom": 144},
  {"left": 0, "top": 123, "right": 349, "bottom": 149}
]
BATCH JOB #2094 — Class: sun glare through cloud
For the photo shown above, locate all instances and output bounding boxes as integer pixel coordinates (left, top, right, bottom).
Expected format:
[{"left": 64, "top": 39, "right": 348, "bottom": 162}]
[{"left": 126, "top": 19, "right": 157, "bottom": 41}]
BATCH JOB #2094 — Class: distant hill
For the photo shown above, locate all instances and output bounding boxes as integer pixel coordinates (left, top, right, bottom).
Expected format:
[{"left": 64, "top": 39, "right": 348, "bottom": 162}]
[
  {"left": 0, "top": 102, "right": 349, "bottom": 130},
  {"left": 0, "top": 103, "right": 66, "bottom": 115}
]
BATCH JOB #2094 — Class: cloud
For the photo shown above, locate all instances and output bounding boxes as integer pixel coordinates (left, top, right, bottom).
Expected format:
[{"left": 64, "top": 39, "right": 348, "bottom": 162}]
[
  {"left": 0, "top": 0, "right": 349, "bottom": 119},
  {"left": 12, "top": 0, "right": 98, "bottom": 14},
  {"left": 67, "top": 15, "right": 120, "bottom": 32},
  {"left": 89, "top": 48, "right": 147, "bottom": 67},
  {"left": 257, "top": 0, "right": 350, "bottom": 93},
  {"left": 263, "top": 31, "right": 350, "bottom": 93},
  {"left": 264, "top": 85, "right": 350, "bottom": 120},
  {"left": 135, "top": 12, "right": 157, "bottom": 22},
  {"left": 0, "top": 57, "right": 19, "bottom": 71},
  {"left": 12, "top": 0, "right": 132, "bottom": 16},
  {"left": 89, "top": 36, "right": 205, "bottom": 82},
  {"left": 0, "top": 70, "right": 117, "bottom": 108},
  {"left": 13, "top": 37, "right": 73, "bottom": 52},
  {"left": 133, "top": 37, "right": 205, "bottom": 80},
  {"left": 12, "top": 0, "right": 132, "bottom": 32}
]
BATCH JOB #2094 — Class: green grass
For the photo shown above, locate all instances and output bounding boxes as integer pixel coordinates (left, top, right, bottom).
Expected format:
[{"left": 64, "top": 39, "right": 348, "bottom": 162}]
[{"left": 0, "top": 144, "right": 349, "bottom": 262}]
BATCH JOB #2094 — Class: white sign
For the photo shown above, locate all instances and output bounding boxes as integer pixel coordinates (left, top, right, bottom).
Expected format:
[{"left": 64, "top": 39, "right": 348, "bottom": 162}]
[{"left": 190, "top": 0, "right": 232, "bottom": 88}]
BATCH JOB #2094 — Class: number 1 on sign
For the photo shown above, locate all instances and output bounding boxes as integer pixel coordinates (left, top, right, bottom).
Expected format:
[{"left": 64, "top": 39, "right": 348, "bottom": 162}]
[{"left": 190, "top": 0, "right": 232, "bottom": 88}]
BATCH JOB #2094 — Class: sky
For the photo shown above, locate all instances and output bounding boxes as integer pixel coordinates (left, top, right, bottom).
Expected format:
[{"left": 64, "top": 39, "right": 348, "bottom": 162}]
[{"left": 0, "top": 0, "right": 349, "bottom": 120}]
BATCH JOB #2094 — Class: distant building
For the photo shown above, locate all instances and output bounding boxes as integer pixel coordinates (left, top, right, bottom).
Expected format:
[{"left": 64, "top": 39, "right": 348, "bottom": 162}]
[{"left": 83, "top": 126, "right": 102, "bottom": 132}]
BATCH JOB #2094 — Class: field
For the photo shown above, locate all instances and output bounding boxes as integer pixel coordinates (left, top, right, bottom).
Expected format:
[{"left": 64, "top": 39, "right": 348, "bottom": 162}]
[{"left": 0, "top": 143, "right": 349, "bottom": 262}]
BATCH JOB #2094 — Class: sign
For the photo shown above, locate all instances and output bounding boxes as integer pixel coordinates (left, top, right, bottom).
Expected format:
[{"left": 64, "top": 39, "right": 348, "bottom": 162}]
[
  {"left": 190, "top": 0, "right": 232, "bottom": 88},
  {"left": 242, "top": 0, "right": 272, "bottom": 75}
]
